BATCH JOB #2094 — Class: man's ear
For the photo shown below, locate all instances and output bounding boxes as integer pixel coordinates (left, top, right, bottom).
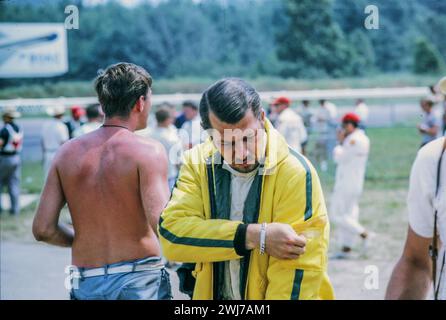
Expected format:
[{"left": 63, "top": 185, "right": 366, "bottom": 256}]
[
  {"left": 135, "top": 95, "right": 145, "bottom": 113},
  {"left": 260, "top": 109, "right": 266, "bottom": 125}
]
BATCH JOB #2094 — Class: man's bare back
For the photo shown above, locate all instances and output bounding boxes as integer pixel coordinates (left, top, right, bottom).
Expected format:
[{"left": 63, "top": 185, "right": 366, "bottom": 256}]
[
  {"left": 35, "top": 127, "right": 169, "bottom": 267},
  {"left": 33, "top": 62, "right": 173, "bottom": 300}
]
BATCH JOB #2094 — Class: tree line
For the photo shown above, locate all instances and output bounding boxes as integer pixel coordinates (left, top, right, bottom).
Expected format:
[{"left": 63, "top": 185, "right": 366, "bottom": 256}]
[{"left": 1, "top": 0, "right": 445, "bottom": 86}]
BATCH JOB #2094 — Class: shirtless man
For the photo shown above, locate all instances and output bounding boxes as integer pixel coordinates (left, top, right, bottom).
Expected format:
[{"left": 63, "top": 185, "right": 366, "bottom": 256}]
[{"left": 32, "top": 62, "right": 171, "bottom": 300}]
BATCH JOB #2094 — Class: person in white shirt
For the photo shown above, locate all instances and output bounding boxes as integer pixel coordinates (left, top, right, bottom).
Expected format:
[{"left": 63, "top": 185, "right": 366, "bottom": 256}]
[
  {"left": 270, "top": 96, "right": 307, "bottom": 153},
  {"left": 386, "top": 136, "right": 446, "bottom": 300},
  {"left": 418, "top": 98, "right": 440, "bottom": 148},
  {"left": 72, "top": 104, "right": 104, "bottom": 138},
  {"left": 149, "top": 107, "right": 182, "bottom": 190},
  {"left": 354, "top": 99, "right": 369, "bottom": 129},
  {"left": 41, "top": 105, "right": 69, "bottom": 177},
  {"left": 0, "top": 106, "right": 23, "bottom": 216},
  {"left": 298, "top": 100, "right": 313, "bottom": 156},
  {"left": 314, "top": 99, "right": 338, "bottom": 171},
  {"left": 436, "top": 77, "right": 446, "bottom": 136},
  {"left": 179, "top": 101, "right": 204, "bottom": 150},
  {"left": 427, "top": 84, "right": 445, "bottom": 106},
  {"left": 330, "top": 113, "right": 370, "bottom": 259}
]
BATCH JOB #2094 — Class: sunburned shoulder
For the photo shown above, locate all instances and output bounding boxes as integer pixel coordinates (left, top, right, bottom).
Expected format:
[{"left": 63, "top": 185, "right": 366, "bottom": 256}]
[
  {"left": 49, "top": 138, "right": 82, "bottom": 169},
  {"left": 55, "top": 138, "right": 80, "bottom": 156},
  {"left": 133, "top": 135, "right": 167, "bottom": 161}
]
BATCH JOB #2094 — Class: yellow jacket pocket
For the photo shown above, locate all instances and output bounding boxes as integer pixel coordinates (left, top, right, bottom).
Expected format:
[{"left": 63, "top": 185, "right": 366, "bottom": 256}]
[{"left": 279, "top": 215, "right": 328, "bottom": 271}]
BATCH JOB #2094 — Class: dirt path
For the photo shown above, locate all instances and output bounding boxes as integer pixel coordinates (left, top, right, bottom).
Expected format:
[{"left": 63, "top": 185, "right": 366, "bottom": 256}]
[
  {"left": 0, "top": 241, "right": 189, "bottom": 300},
  {"left": 1, "top": 239, "right": 398, "bottom": 300}
]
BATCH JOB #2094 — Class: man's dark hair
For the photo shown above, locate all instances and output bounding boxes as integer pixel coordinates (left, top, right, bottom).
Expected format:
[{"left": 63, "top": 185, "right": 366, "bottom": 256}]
[
  {"left": 155, "top": 107, "right": 171, "bottom": 124},
  {"left": 343, "top": 120, "right": 359, "bottom": 128},
  {"left": 421, "top": 98, "right": 434, "bottom": 108},
  {"left": 94, "top": 62, "right": 152, "bottom": 118},
  {"left": 86, "top": 104, "right": 101, "bottom": 120},
  {"left": 302, "top": 100, "right": 310, "bottom": 105},
  {"left": 199, "top": 78, "right": 262, "bottom": 130},
  {"left": 183, "top": 100, "right": 198, "bottom": 110},
  {"left": 429, "top": 85, "right": 436, "bottom": 94}
]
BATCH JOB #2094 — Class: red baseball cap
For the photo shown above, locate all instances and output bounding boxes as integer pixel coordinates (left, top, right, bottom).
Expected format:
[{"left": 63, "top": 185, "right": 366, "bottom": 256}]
[
  {"left": 271, "top": 96, "right": 291, "bottom": 106},
  {"left": 71, "top": 105, "right": 86, "bottom": 117},
  {"left": 342, "top": 112, "right": 361, "bottom": 124}
]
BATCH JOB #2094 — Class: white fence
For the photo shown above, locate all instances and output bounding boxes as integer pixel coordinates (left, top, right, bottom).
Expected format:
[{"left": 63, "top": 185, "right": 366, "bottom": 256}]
[{"left": 0, "top": 86, "right": 431, "bottom": 114}]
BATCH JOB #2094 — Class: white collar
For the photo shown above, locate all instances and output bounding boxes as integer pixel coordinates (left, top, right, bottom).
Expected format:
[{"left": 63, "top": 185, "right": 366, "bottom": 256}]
[{"left": 222, "top": 161, "right": 259, "bottom": 178}]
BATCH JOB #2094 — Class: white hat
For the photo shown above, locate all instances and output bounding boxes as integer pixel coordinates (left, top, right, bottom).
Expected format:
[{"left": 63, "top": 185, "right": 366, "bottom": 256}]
[
  {"left": 2, "top": 106, "right": 21, "bottom": 118},
  {"left": 438, "top": 77, "right": 446, "bottom": 95},
  {"left": 46, "top": 105, "right": 66, "bottom": 116}
]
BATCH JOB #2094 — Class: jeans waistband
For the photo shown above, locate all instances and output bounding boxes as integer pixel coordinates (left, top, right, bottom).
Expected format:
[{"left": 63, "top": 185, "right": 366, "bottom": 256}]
[{"left": 69, "top": 256, "right": 164, "bottom": 279}]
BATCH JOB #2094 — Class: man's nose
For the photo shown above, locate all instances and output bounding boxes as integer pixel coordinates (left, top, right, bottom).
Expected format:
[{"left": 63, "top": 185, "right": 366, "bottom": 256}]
[{"left": 234, "top": 141, "right": 249, "bottom": 162}]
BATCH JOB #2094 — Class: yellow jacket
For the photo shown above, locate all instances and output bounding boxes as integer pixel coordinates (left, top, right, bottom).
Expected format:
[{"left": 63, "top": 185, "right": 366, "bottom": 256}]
[{"left": 159, "top": 119, "right": 334, "bottom": 300}]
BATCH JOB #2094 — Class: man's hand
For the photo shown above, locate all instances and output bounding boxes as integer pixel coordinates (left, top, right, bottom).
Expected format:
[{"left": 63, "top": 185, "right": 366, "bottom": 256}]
[
  {"left": 246, "top": 223, "right": 306, "bottom": 260},
  {"left": 417, "top": 124, "right": 425, "bottom": 133},
  {"left": 336, "top": 128, "right": 346, "bottom": 143}
]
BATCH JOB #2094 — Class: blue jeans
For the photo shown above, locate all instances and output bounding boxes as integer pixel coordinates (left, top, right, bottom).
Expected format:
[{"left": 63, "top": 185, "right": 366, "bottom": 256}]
[
  {"left": 0, "top": 154, "right": 21, "bottom": 215},
  {"left": 70, "top": 257, "right": 172, "bottom": 300}
]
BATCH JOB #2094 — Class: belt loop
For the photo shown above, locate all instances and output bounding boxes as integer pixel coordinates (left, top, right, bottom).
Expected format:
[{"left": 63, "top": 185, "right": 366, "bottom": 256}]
[
  {"left": 104, "top": 264, "right": 109, "bottom": 278},
  {"left": 79, "top": 268, "right": 85, "bottom": 281},
  {"left": 132, "top": 261, "right": 137, "bottom": 272}
]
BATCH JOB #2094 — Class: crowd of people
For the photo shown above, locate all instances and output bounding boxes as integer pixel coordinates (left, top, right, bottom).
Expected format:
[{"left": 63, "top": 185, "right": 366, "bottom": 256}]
[{"left": 2, "top": 63, "right": 446, "bottom": 300}]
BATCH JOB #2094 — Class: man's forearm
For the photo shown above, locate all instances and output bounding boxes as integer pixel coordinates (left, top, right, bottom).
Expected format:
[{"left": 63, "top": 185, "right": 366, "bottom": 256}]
[
  {"left": 385, "top": 257, "right": 431, "bottom": 300},
  {"left": 246, "top": 224, "right": 261, "bottom": 250},
  {"left": 428, "top": 127, "right": 439, "bottom": 137},
  {"left": 38, "top": 223, "right": 74, "bottom": 247}
]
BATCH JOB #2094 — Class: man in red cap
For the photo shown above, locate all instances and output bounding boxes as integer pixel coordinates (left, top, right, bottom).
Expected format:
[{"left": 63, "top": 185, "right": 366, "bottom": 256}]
[
  {"left": 330, "top": 112, "right": 371, "bottom": 259},
  {"left": 270, "top": 96, "right": 307, "bottom": 154},
  {"left": 65, "top": 105, "right": 86, "bottom": 139}
]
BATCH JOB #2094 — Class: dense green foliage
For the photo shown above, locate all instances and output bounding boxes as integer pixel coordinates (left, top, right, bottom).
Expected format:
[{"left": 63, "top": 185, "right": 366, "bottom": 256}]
[
  {"left": 1, "top": 0, "right": 445, "bottom": 86},
  {"left": 413, "top": 37, "right": 445, "bottom": 74}
]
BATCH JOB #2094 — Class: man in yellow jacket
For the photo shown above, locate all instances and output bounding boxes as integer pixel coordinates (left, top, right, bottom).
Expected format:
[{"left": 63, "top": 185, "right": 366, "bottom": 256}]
[{"left": 159, "top": 78, "right": 334, "bottom": 300}]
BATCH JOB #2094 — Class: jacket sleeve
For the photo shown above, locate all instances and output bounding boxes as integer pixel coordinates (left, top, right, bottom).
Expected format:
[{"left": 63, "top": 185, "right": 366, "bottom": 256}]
[
  {"left": 265, "top": 154, "right": 334, "bottom": 300},
  {"left": 158, "top": 151, "right": 247, "bottom": 263}
]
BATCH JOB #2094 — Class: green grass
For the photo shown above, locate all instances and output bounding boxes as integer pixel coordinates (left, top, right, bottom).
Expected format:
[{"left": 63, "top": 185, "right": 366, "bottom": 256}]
[
  {"left": 0, "top": 201, "right": 38, "bottom": 242},
  {"left": 313, "top": 125, "right": 419, "bottom": 191},
  {"left": 365, "top": 126, "right": 419, "bottom": 190},
  {"left": 21, "top": 161, "right": 45, "bottom": 194},
  {"left": 0, "top": 201, "right": 71, "bottom": 242}
]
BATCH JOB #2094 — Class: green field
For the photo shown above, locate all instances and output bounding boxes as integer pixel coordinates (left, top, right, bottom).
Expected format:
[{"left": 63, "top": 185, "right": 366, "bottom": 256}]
[{"left": 311, "top": 125, "right": 419, "bottom": 190}]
